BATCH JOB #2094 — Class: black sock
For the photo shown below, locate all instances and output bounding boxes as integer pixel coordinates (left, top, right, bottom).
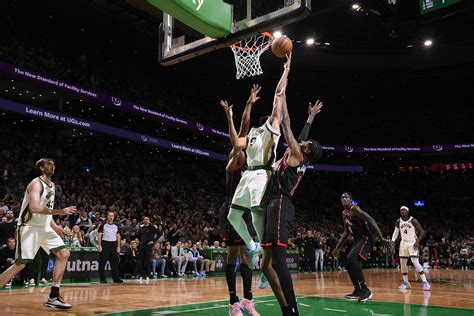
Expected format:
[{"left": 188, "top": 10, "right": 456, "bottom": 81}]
[
  {"left": 50, "top": 286, "right": 60, "bottom": 299},
  {"left": 281, "top": 303, "right": 299, "bottom": 316},
  {"left": 226, "top": 264, "right": 239, "bottom": 304},
  {"left": 240, "top": 264, "right": 253, "bottom": 300}
]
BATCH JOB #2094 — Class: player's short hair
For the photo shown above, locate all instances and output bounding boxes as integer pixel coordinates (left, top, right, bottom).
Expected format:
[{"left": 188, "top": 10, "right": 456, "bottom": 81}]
[
  {"left": 35, "top": 158, "right": 53, "bottom": 172},
  {"left": 306, "top": 140, "right": 323, "bottom": 162},
  {"left": 342, "top": 191, "right": 353, "bottom": 199}
]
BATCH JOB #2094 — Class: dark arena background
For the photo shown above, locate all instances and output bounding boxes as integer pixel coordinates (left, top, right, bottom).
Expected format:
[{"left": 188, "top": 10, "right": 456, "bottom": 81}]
[{"left": 0, "top": 0, "right": 473, "bottom": 315}]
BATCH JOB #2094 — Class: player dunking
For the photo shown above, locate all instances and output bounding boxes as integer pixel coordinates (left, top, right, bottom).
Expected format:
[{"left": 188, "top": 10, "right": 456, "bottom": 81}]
[
  {"left": 333, "top": 192, "right": 391, "bottom": 302},
  {"left": 392, "top": 206, "right": 431, "bottom": 291},
  {"left": 220, "top": 85, "right": 260, "bottom": 316},
  {"left": 226, "top": 54, "right": 291, "bottom": 266},
  {"left": 0, "top": 158, "right": 76, "bottom": 309},
  {"left": 261, "top": 82, "right": 324, "bottom": 316}
]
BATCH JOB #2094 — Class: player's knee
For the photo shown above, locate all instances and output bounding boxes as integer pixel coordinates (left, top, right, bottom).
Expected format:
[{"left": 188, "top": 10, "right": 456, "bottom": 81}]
[{"left": 55, "top": 248, "right": 70, "bottom": 260}]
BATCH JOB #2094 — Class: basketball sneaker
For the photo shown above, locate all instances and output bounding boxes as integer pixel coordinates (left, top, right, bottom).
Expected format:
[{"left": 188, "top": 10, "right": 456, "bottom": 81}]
[
  {"left": 344, "top": 289, "right": 361, "bottom": 300},
  {"left": 399, "top": 281, "right": 411, "bottom": 289},
  {"left": 247, "top": 243, "right": 262, "bottom": 269},
  {"left": 422, "top": 281, "right": 431, "bottom": 291},
  {"left": 258, "top": 273, "right": 269, "bottom": 289},
  {"left": 228, "top": 302, "right": 243, "bottom": 316},
  {"left": 240, "top": 298, "right": 260, "bottom": 316},
  {"left": 44, "top": 295, "right": 72, "bottom": 309},
  {"left": 358, "top": 288, "right": 373, "bottom": 303}
]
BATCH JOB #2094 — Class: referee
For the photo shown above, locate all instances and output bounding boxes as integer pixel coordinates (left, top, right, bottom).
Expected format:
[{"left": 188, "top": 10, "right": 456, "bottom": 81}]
[{"left": 98, "top": 211, "right": 123, "bottom": 283}]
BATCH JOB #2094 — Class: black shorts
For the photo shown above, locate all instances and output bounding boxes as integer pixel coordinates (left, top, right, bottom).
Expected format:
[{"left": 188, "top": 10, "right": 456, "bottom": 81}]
[
  {"left": 219, "top": 200, "right": 254, "bottom": 246},
  {"left": 262, "top": 196, "right": 295, "bottom": 248},
  {"left": 348, "top": 236, "right": 373, "bottom": 262}
]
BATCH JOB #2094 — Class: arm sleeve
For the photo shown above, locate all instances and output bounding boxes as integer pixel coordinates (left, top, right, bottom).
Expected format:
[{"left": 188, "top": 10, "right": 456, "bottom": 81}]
[
  {"left": 391, "top": 227, "right": 400, "bottom": 242},
  {"left": 98, "top": 223, "right": 104, "bottom": 233},
  {"left": 297, "top": 122, "right": 312, "bottom": 142}
]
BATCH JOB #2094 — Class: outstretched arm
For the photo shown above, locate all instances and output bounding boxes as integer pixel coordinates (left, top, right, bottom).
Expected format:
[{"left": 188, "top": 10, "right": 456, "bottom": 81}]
[
  {"left": 297, "top": 100, "right": 323, "bottom": 142},
  {"left": 269, "top": 54, "right": 292, "bottom": 131},
  {"left": 351, "top": 205, "right": 388, "bottom": 244},
  {"left": 391, "top": 219, "right": 400, "bottom": 242},
  {"left": 238, "top": 84, "right": 261, "bottom": 137},
  {"left": 280, "top": 85, "right": 302, "bottom": 167},
  {"left": 220, "top": 100, "right": 247, "bottom": 149}
]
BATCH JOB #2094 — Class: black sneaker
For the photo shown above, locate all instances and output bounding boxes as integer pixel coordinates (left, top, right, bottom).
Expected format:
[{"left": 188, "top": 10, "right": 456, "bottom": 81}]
[
  {"left": 345, "top": 289, "right": 361, "bottom": 300},
  {"left": 358, "top": 289, "right": 373, "bottom": 303},
  {"left": 100, "top": 279, "right": 107, "bottom": 284},
  {"left": 44, "top": 295, "right": 72, "bottom": 309}
]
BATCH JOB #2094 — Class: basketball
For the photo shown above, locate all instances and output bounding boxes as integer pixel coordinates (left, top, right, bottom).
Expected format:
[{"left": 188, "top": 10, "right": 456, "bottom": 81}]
[{"left": 271, "top": 35, "right": 293, "bottom": 58}]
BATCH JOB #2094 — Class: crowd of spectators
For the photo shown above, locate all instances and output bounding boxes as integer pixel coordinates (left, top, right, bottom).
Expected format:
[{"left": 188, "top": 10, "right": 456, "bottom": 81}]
[
  {"left": 1, "top": 0, "right": 473, "bottom": 146},
  {"left": 0, "top": 121, "right": 472, "bottom": 286},
  {"left": 0, "top": 1, "right": 472, "bottom": 287}
]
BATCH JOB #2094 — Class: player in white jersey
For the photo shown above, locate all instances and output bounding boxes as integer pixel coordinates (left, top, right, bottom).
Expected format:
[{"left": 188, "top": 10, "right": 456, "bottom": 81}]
[
  {"left": 224, "top": 54, "right": 292, "bottom": 268},
  {"left": 392, "top": 206, "right": 431, "bottom": 291},
  {"left": 0, "top": 158, "right": 76, "bottom": 309}
]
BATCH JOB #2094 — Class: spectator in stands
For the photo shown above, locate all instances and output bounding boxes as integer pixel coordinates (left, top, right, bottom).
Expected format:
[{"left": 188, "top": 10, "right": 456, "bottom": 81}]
[
  {"left": 76, "top": 209, "right": 92, "bottom": 234},
  {"left": 0, "top": 210, "right": 16, "bottom": 247},
  {"left": 187, "top": 243, "right": 205, "bottom": 276},
  {"left": 124, "top": 240, "right": 139, "bottom": 279},
  {"left": 171, "top": 241, "right": 187, "bottom": 277},
  {"left": 151, "top": 242, "right": 167, "bottom": 278},
  {"left": 0, "top": 238, "right": 16, "bottom": 287},
  {"left": 71, "top": 225, "right": 85, "bottom": 247}
]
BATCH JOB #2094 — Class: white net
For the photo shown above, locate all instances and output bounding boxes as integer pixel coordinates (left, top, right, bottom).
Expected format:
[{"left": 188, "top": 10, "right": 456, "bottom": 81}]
[{"left": 231, "top": 32, "right": 273, "bottom": 80}]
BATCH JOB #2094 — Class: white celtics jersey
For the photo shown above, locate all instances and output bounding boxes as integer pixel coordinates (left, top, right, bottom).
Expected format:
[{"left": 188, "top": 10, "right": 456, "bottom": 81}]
[
  {"left": 399, "top": 216, "right": 417, "bottom": 243},
  {"left": 18, "top": 177, "right": 55, "bottom": 227},
  {"left": 246, "top": 121, "right": 280, "bottom": 168}
]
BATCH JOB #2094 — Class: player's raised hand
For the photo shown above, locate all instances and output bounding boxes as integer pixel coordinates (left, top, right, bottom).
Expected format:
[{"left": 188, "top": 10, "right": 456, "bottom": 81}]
[
  {"left": 61, "top": 206, "right": 77, "bottom": 215},
  {"left": 220, "top": 100, "right": 234, "bottom": 117},
  {"left": 308, "top": 100, "right": 324, "bottom": 118},
  {"left": 247, "top": 84, "right": 262, "bottom": 104}
]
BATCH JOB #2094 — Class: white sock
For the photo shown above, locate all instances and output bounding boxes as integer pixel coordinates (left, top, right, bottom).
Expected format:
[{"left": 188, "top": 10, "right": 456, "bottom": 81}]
[
  {"left": 249, "top": 240, "right": 256, "bottom": 252},
  {"left": 419, "top": 273, "right": 427, "bottom": 282},
  {"left": 402, "top": 274, "right": 409, "bottom": 282},
  {"left": 52, "top": 282, "right": 61, "bottom": 288}
]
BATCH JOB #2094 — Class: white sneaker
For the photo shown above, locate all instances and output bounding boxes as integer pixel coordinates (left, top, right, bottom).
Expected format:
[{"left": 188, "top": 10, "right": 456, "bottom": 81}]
[
  {"left": 40, "top": 278, "right": 49, "bottom": 286},
  {"left": 5, "top": 280, "right": 12, "bottom": 288},
  {"left": 44, "top": 295, "right": 72, "bottom": 309},
  {"left": 29, "top": 278, "right": 36, "bottom": 286}
]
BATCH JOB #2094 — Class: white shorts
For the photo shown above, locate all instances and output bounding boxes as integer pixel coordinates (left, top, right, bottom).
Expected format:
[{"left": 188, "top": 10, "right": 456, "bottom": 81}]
[
  {"left": 16, "top": 225, "right": 66, "bottom": 263},
  {"left": 231, "top": 169, "right": 272, "bottom": 211},
  {"left": 399, "top": 240, "right": 419, "bottom": 258}
]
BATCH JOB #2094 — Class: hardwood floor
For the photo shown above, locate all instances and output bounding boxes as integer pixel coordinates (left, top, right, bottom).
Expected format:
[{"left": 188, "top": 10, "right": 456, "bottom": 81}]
[{"left": 0, "top": 269, "right": 472, "bottom": 315}]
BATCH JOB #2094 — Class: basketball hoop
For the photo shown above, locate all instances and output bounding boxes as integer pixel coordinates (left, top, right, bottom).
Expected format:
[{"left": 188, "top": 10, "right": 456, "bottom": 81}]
[{"left": 230, "top": 32, "right": 273, "bottom": 80}]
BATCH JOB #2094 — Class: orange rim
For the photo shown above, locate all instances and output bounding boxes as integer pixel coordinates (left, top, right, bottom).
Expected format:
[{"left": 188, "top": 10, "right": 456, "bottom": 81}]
[{"left": 230, "top": 32, "right": 273, "bottom": 51}]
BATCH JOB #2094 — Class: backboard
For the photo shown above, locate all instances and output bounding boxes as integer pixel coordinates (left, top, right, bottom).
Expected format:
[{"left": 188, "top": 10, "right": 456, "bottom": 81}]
[{"left": 152, "top": 0, "right": 311, "bottom": 66}]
